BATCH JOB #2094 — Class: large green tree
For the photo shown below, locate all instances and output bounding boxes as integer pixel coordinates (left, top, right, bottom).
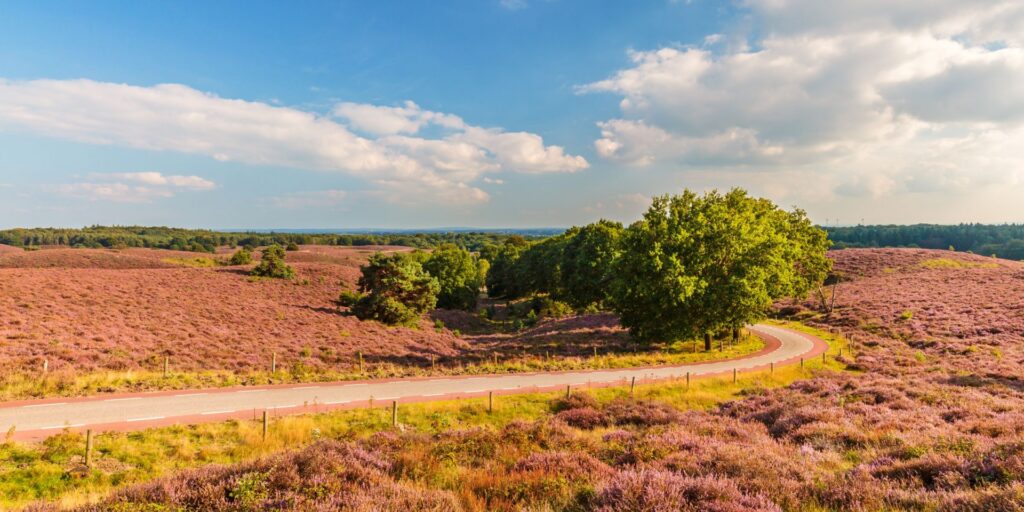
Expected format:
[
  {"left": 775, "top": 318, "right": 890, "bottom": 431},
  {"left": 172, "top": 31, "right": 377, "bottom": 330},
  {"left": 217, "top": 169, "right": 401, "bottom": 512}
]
[
  {"left": 559, "top": 220, "right": 623, "bottom": 309},
  {"left": 423, "top": 244, "right": 483, "bottom": 311},
  {"left": 514, "top": 235, "right": 569, "bottom": 298},
  {"left": 342, "top": 253, "right": 439, "bottom": 326},
  {"left": 611, "top": 189, "right": 831, "bottom": 347}
]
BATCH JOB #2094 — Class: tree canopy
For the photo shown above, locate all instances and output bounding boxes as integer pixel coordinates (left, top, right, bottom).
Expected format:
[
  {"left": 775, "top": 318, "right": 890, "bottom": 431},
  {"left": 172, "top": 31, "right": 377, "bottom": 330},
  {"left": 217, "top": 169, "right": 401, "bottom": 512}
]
[
  {"left": 559, "top": 220, "right": 623, "bottom": 309},
  {"left": 611, "top": 189, "right": 831, "bottom": 344},
  {"left": 423, "top": 244, "right": 483, "bottom": 311},
  {"left": 342, "top": 253, "right": 439, "bottom": 326}
]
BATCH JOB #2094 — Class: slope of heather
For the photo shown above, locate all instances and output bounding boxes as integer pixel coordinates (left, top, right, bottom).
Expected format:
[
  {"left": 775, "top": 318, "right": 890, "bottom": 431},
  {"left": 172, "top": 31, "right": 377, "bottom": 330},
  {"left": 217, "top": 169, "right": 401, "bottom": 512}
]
[
  {"left": 69, "top": 248, "right": 1024, "bottom": 511},
  {"left": 0, "top": 246, "right": 466, "bottom": 375}
]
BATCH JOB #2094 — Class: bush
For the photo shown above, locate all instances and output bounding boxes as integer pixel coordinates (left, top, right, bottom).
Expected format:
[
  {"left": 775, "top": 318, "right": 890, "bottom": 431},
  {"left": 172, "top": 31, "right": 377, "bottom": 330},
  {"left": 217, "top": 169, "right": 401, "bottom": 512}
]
[
  {"left": 532, "top": 296, "right": 575, "bottom": 319},
  {"left": 285, "top": 242, "right": 299, "bottom": 251},
  {"left": 595, "top": 469, "right": 781, "bottom": 512},
  {"left": 250, "top": 245, "right": 295, "bottom": 279},
  {"left": 228, "top": 248, "right": 252, "bottom": 265}
]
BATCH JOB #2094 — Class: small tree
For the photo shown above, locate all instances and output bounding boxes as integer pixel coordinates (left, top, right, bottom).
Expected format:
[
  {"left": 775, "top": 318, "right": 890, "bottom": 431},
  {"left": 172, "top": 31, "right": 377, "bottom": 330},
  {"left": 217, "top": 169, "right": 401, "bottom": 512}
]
[
  {"left": 343, "top": 253, "right": 439, "bottom": 326},
  {"left": 250, "top": 245, "right": 295, "bottom": 279},
  {"left": 229, "top": 248, "right": 253, "bottom": 265},
  {"left": 286, "top": 242, "right": 300, "bottom": 251}
]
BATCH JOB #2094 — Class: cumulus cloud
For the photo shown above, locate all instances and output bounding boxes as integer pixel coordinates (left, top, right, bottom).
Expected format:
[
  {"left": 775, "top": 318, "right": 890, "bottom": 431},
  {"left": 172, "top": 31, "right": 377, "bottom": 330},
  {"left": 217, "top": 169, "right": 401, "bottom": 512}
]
[
  {"left": 0, "top": 80, "right": 587, "bottom": 205},
  {"left": 54, "top": 172, "right": 215, "bottom": 203},
  {"left": 581, "top": 0, "right": 1024, "bottom": 201}
]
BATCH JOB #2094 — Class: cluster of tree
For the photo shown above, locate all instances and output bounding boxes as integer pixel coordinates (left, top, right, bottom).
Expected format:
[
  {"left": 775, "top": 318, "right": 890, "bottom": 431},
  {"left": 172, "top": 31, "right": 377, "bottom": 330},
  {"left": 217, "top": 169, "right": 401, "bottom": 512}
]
[
  {"left": 340, "top": 245, "right": 487, "bottom": 325},
  {"left": 485, "top": 220, "right": 623, "bottom": 309},
  {"left": 0, "top": 226, "right": 549, "bottom": 253},
  {"left": 827, "top": 224, "right": 1024, "bottom": 260},
  {"left": 487, "top": 189, "right": 831, "bottom": 346}
]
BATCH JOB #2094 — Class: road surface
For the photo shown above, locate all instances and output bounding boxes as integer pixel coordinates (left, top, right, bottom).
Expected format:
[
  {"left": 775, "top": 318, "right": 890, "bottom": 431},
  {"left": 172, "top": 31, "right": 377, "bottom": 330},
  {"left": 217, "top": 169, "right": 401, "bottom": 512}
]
[{"left": 0, "top": 323, "right": 827, "bottom": 440}]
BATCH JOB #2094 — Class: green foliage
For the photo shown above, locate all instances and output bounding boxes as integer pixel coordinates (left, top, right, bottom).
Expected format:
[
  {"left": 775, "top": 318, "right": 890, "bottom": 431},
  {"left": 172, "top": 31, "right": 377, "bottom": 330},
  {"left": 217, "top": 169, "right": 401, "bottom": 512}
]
[
  {"left": 250, "top": 245, "right": 295, "bottom": 279},
  {"left": 826, "top": 223, "right": 1024, "bottom": 260},
  {"left": 514, "top": 235, "right": 569, "bottom": 298},
  {"left": 485, "top": 238, "right": 529, "bottom": 299},
  {"left": 423, "top": 244, "right": 483, "bottom": 311},
  {"left": 346, "top": 253, "right": 439, "bottom": 326},
  {"left": 285, "top": 242, "right": 300, "bottom": 251},
  {"left": 559, "top": 220, "right": 623, "bottom": 309},
  {"left": 531, "top": 296, "right": 574, "bottom": 319},
  {"left": 0, "top": 226, "right": 557, "bottom": 254},
  {"left": 611, "top": 189, "right": 831, "bottom": 344},
  {"left": 228, "top": 248, "right": 253, "bottom": 265}
]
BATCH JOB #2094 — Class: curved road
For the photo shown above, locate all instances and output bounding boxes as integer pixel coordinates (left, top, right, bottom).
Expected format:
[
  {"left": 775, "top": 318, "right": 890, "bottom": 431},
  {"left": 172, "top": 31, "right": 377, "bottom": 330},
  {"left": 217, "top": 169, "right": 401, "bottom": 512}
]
[{"left": 0, "top": 324, "right": 827, "bottom": 440}]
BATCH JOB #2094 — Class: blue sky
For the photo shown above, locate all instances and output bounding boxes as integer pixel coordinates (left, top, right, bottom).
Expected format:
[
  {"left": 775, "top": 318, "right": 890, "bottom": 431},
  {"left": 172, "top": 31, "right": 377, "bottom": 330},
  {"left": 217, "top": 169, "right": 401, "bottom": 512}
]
[{"left": 1, "top": 1, "right": 1023, "bottom": 228}]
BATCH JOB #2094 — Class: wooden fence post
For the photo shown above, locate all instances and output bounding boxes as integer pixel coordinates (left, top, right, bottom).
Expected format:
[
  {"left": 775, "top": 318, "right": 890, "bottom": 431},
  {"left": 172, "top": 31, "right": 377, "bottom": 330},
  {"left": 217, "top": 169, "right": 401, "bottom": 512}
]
[
  {"left": 85, "top": 429, "right": 93, "bottom": 468},
  {"left": 630, "top": 376, "right": 636, "bottom": 396},
  {"left": 271, "top": 353, "right": 277, "bottom": 374},
  {"left": 163, "top": 356, "right": 169, "bottom": 378},
  {"left": 488, "top": 391, "right": 493, "bottom": 413},
  {"left": 565, "top": 385, "right": 571, "bottom": 399},
  {"left": 770, "top": 362, "right": 774, "bottom": 374},
  {"left": 358, "top": 351, "right": 363, "bottom": 373},
  {"left": 43, "top": 358, "right": 48, "bottom": 374},
  {"left": 733, "top": 368, "right": 737, "bottom": 383},
  {"left": 391, "top": 401, "right": 398, "bottom": 427},
  {"left": 262, "top": 410, "right": 268, "bottom": 441}
]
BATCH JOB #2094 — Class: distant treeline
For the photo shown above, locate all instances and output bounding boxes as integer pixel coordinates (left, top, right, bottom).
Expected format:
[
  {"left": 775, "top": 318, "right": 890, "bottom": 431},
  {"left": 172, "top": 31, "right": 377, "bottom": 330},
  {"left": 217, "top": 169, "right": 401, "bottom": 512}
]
[
  {"left": 0, "top": 226, "right": 545, "bottom": 253},
  {"left": 826, "top": 224, "right": 1024, "bottom": 260}
]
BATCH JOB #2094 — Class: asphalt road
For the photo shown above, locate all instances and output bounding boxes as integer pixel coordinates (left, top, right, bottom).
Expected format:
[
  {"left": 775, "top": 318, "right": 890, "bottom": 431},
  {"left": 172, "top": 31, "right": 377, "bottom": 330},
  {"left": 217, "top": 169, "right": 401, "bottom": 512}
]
[{"left": 0, "top": 323, "right": 826, "bottom": 440}]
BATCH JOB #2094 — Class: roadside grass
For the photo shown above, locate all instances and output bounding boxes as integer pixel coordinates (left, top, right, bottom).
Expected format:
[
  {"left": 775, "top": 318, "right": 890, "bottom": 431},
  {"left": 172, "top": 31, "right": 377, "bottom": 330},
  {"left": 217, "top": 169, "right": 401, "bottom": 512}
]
[
  {"left": 0, "top": 321, "right": 847, "bottom": 510},
  {"left": 0, "top": 333, "right": 766, "bottom": 401}
]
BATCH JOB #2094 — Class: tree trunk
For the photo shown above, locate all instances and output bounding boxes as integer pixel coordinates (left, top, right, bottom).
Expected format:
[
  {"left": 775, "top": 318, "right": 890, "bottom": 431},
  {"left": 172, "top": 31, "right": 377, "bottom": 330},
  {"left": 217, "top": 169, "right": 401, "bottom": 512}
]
[
  {"left": 704, "top": 332, "right": 712, "bottom": 351},
  {"left": 732, "top": 328, "right": 740, "bottom": 343}
]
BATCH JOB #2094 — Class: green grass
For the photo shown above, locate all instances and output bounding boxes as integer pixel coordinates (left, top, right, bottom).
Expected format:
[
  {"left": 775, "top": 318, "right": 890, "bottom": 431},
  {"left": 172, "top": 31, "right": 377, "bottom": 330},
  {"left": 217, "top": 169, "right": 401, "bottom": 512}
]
[
  {"left": 918, "top": 257, "right": 998, "bottom": 269},
  {"left": 160, "top": 256, "right": 225, "bottom": 268},
  {"left": 0, "top": 333, "right": 766, "bottom": 401},
  {"left": 1, "top": 321, "right": 848, "bottom": 510}
]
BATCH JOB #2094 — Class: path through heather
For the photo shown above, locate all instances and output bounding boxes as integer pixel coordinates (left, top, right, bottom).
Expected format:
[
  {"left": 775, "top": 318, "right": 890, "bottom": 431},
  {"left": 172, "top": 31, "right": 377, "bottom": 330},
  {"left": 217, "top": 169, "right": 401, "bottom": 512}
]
[{"left": 0, "top": 324, "right": 826, "bottom": 440}]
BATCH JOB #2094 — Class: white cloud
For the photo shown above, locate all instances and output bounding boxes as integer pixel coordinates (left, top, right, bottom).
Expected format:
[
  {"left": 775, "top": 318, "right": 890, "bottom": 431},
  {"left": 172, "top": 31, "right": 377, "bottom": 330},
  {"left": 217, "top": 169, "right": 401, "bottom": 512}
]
[
  {"left": 581, "top": 1, "right": 1024, "bottom": 203},
  {"left": 271, "top": 189, "right": 348, "bottom": 209},
  {"left": 98, "top": 172, "right": 216, "bottom": 190},
  {"left": 53, "top": 172, "right": 216, "bottom": 203},
  {"left": 0, "top": 79, "right": 587, "bottom": 205}
]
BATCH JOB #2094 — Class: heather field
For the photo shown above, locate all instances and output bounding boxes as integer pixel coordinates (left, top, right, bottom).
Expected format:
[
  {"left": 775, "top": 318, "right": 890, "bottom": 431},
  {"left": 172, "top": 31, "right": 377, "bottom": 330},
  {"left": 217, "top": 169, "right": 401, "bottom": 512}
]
[
  {"left": 30, "top": 247, "right": 1023, "bottom": 512},
  {"left": 0, "top": 246, "right": 757, "bottom": 399}
]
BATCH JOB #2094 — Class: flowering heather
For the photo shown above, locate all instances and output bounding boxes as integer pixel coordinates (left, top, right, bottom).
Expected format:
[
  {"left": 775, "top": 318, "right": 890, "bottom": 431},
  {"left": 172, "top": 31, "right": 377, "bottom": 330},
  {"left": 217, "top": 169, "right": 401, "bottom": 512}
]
[{"left": 24, "top": 247, "right": 1024, "bottom": 510}]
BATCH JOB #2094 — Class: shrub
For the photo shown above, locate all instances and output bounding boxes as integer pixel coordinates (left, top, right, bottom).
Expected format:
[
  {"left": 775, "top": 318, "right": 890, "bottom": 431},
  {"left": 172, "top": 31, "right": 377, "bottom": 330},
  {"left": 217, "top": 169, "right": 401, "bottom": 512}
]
[
  {"left": 228, "top": 248, "right": 252, "bottom": 265},
  {"left": 250, "top": 245, "right": 294, "bottom": 279},
  {"left": 285, "top": 242, "right": 299, "bottom": 251}
]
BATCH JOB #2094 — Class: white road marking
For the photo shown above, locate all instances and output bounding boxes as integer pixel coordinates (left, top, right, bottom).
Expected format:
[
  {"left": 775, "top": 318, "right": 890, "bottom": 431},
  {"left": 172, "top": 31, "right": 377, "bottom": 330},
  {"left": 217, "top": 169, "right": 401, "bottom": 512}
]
[
  {"left": 235, "top": 390, "right": 261, "bottom": 394},
  {"left": 23, "top": 402, "right": 67, "bottom": 408},
  {"left": 200, "top": 410, "right": 235, "bottom": 415},
  {"left": 174, "top": 393, "right": 208, "bottom": 398},
  {"left": 40, "top": 424, "right": 85, "bottom": 430},
  {"left": 293, "top": 386, "right": 319, "bottom": 390},
  {"left": 127, "top": 416, "right": 165, "bottom": 422},
  {"left": 422, "top": 393, "right": 446, "bottom": 397},
  {"left": 323, "top": 400, "right": 350, "bottom": 405},
  {"left": 105, "top": 397, "right": 142, "bottom": 402}
]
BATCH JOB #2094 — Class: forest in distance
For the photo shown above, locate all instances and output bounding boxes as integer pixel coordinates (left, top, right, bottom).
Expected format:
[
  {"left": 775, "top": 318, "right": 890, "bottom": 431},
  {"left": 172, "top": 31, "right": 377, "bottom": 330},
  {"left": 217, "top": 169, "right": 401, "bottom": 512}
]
[{"left": 4, "top": 223, "right": 1024, "bottom": 260}]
